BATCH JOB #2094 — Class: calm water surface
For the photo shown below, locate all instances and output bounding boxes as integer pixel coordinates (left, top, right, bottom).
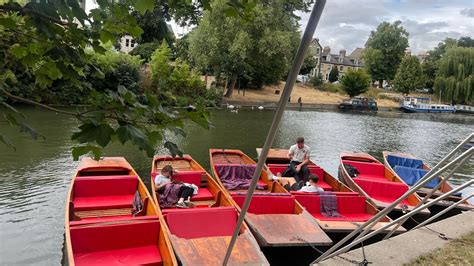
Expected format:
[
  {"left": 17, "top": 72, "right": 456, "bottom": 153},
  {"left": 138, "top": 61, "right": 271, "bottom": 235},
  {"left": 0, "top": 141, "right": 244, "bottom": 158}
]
[{"left": 0, "top": 107, "right": 473, "bottom": 265}]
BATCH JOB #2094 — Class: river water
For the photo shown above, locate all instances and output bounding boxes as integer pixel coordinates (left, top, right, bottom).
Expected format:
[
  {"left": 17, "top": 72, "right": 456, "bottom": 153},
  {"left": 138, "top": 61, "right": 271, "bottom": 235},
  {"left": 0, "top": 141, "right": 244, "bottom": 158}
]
[{"left": 0, "top": 107, "right": 472, "bottom": 265}]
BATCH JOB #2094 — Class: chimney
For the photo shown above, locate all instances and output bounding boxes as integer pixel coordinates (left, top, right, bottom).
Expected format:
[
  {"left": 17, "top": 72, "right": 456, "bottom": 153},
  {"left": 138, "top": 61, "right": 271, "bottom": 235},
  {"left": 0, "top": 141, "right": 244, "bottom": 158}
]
[
  {"left": 339, "top": 49, "right": 346, "bottom": 58},
  {"left": 323, "top": 46, "right": 331, "bottom": 54}
]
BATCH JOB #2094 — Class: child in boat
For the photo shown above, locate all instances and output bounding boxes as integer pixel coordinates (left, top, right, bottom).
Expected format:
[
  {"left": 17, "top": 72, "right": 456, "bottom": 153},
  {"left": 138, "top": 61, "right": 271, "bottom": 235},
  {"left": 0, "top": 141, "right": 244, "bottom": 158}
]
[
  {"left": 283, "top": 174, "right": 324, "bottom": 192},
  {"left": 154, "top": 165, "right": 195, "bottom": 208}
]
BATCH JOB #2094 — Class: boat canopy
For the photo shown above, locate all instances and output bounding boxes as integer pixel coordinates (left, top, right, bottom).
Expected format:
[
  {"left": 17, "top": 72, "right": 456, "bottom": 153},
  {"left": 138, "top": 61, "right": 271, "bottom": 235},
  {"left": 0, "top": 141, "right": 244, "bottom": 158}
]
[
  {"left": 393, "top": 166, "right": 438, "bottom": 189},
  {"left": 386, "top": 155, "right": 423, "bottom": 169}
]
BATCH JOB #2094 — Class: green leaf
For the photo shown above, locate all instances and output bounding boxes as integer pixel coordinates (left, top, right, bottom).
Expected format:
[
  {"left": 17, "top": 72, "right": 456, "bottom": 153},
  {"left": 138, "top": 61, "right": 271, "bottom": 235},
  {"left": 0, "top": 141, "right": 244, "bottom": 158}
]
[
  {"left": 10, "top": 44, "right": 28, "bottom": 59},
  {"left": 19, "top": 122, "right": 45, "bottom": 140},
  {"left": 164, "top": 141, "right": 183, "bottom": 157},
  {"left": 135, "top": 0, "right": 155, "bottom": 15},
  {"left": 72, "top": 145, "right": 102, "bottom": 161},
  {"left": 0, "top": 134, "right": 15, "bottom": 151},
  {"left": 0, "top": 17, "right": 16, "bottom": 28},
  {"left": 100, "top": 30, "right": 116, "bottom": 44},
  {"left": 71, "top": 122, "right": 115, "bottom": 147}
]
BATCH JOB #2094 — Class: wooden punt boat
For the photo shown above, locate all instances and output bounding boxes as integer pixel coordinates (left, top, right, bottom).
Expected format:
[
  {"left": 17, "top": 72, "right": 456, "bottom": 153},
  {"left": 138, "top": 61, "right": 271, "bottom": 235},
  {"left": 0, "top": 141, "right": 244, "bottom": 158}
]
[
  {"left": 209, "top": 149, "right": 332, "bottom": 247},
  {"left": 151, "top": 155, "right": 269, "bottom": 265},
  {"left": 65, "top": 157, "right": 176, "bottom": 266},
  {"left": 339, "top": 152, "right": 430, "bottom": 219},
  {"left": 257, "top": 148, "right": 405, "bottom": 234},
  {"left": 383, "top": 151, "right": 473, "bottom": 212}
]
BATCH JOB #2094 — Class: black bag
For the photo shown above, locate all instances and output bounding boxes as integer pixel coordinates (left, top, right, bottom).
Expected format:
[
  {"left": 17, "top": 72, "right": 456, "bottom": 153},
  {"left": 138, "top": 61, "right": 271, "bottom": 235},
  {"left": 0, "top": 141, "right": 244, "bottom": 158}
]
[
  {"left": 131, "top": 191, "right": 143, "bottom": 216},
  {"left": 344, "top": 164, "right": 359, "bottom": 178}
]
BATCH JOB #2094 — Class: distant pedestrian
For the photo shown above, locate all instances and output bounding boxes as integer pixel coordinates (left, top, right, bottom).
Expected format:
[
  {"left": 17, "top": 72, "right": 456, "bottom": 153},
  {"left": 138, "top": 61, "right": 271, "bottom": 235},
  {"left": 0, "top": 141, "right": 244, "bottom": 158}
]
[{"left": 298, "top": 97, "right": 302, "bottom": 111}]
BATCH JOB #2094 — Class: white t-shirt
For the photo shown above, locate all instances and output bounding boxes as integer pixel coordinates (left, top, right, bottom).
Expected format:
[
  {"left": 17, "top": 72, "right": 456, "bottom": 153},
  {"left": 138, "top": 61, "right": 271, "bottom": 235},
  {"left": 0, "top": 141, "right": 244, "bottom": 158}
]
[
  {"left": 289, "top": 144, "right": 310, "bottom": 163},
  {"left": 155, "top": 174, "right": 171, "bottom": 185},
  {"left": 299, "top": 185, "right": 324, "bottom": 193}
]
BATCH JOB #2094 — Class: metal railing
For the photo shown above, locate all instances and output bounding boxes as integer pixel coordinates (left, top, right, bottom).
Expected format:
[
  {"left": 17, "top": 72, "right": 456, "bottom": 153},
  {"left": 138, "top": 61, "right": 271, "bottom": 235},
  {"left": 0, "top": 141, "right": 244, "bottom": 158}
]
[
  {"left": 221, "top": 1, "right": 327, "bottom": 264},
  {"left": 312, "top": 139, "right": 473, "bottom": 264}
]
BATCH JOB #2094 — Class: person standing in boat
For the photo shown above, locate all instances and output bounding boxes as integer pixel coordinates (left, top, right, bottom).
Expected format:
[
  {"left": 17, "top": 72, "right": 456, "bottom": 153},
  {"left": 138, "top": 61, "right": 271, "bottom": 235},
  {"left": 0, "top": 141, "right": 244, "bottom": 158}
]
[
  {"left": 283, "top": 137, "right": 311, "bottom": 185},
  {"left": 154, "top": 165, "right": 195, "bottom": 208}
]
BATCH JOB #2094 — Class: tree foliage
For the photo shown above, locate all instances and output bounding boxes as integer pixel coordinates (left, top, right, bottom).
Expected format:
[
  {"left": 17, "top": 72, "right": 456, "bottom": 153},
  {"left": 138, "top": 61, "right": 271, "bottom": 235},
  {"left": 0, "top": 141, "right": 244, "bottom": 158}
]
[
  {"left": 363, "top": 21, "right": 409, "bottom": 87},
  {"left": 340, "top": 69, "right": 371, "bottom": 97},
  {"left": 130, "top": 42, "right": 162, "bottom": 62},
  {"left": 434, "top": 46, "right": 474, "bottom": 104},
  {"left": 188, "top": 0, "right": 306, "bottom": 96},
  {"left": 328, "top": 67, "right": 339, "bottom": 83},
  {"left": 393, "top": 55, "right": 424, "bottom": 94},
  {"left": 300, "top": 55, "right": 317, "bottom": 75}
]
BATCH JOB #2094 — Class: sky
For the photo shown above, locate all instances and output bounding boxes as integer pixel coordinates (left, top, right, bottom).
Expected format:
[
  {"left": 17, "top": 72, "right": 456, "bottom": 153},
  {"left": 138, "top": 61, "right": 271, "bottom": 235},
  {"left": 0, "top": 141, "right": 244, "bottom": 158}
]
[{"left": 86, "top": 0, "right": 474, "bottom": 54}]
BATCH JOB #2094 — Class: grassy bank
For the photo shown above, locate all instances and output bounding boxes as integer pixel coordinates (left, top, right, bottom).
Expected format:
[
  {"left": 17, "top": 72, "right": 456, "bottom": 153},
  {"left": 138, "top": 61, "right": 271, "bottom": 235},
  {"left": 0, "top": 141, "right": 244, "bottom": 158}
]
[{"left": 405, "top": 230, "right": 474, "bottom": 266}]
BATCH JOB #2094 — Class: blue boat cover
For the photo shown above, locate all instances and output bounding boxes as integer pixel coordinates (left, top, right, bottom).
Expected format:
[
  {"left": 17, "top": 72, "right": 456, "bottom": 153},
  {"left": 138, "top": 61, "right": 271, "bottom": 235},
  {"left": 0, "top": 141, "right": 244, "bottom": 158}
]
[
  {"left": 394, "top": 165, "right": 439, "bottom": 189},
  {"left": 387, "top": 155, "right": 423, "bottom": 169}
]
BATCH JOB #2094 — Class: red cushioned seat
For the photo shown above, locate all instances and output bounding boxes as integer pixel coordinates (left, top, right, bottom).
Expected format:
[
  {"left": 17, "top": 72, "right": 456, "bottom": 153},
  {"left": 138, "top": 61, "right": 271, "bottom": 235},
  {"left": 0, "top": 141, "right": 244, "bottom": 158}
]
[
  {"left": 173, "top": 171, "right": 205, "bottom": 186},
  {"left": 356, "top": 174, "right": 388, "bottom": 181},
  {"left": 258, "top": 180, "right": 268, "bottom": 189},
  {"left": 293, "top": 194, "right": 374, "bottom": 221},
  {"left": 291, "top": 191, "right": 359, "bottom": 197},
  {"left": 268, "top": 164, "right": 288, "bottom": 175},
  {"left": 232, "top": 195, "right": 295, "bottom": 214},
  {"left": 342, "top": 160, "right": 385, "bottom": 177},
  {"left": 75, "top": 246, "right": 162, "bottom": 266},
  {"left": 354, "top": 178, "right": 412, "bottom": 205},
  {"left": 192, "top": 188, "right": 214, "bottom": 201},
  {"left": 70, "top": 220, "right": 162, "bottom": 266},
  {"left": 70, "top": 215, "right": 159, "bottom": 226},
  {"left": 74, "top": 195, "right": 135, "bottom": 211},
  {"left": 165, "top": 207, "right": 237, "bottom": 239}
]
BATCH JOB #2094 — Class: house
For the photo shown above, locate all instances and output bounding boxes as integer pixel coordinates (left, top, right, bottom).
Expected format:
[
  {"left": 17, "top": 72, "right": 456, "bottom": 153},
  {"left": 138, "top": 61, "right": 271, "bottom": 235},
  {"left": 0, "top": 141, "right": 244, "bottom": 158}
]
[
  {"left": 119, "top": 24, "right": 175, "bottom": 53},
  {"left": 309, "top": 38, "right": 365, "bottom": 82}
]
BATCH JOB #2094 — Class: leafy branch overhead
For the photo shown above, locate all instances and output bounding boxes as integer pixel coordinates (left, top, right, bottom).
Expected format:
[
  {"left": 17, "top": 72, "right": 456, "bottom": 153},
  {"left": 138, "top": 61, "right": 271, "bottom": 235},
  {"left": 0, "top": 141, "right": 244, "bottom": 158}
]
[{"left": 0, "top": 0, "right": 221, "bottom": 159}]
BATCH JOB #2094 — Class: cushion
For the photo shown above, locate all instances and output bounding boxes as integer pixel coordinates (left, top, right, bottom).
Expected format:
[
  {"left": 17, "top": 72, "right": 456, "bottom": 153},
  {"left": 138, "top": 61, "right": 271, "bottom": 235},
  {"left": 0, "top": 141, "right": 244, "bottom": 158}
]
[
  {"left": 165, "top": 207, "right": 237, "bottom": 239},
  {"left": 173, "top": 171, "right": 205, "bottom": 187},
  {"left": 342, "top": 160, "right": 385, "bottom": 177},
  {"left": 387, "top": 155, "right": 423, "bottom": 169},
  {"left": 293, "top": 194, "right": 367, "bottom": 215},
  {"left": 74, "top": 175, "right": 138, "bottom": 198},
  {"left": 70, "top": 215, "right": 159, "bottom": 226},
  {"left": 73, "top": 195, "right": 135, "bottom": 211},
  {"left": 70, "top": 220, "right": 160, "bottom": 254},
  {"left": 291, "top": 191, "right": 359, "bottom": 197},
  {"left": 354, "top": 178, "right": 412, "bottom": 205},
  {"left": 192, "top": 188, "right": 214, "bottom": 201},
  {"left": 394, "top": 165, "right": 439, "bottom": 189},
  {"left": 232, "top": 195, "right": 295, "bottom": 214},
  {"left": 268, "top": 164, "right": 288, "bottom": 175},
  {"left": 258, "top": 180, "right": 268, "bottom": 189},
  {"left": 74, "top": 246, "right": 162, "bottom": 266},
  {"left": 356, "top": 174, "right": 389, "bottom": 182}
]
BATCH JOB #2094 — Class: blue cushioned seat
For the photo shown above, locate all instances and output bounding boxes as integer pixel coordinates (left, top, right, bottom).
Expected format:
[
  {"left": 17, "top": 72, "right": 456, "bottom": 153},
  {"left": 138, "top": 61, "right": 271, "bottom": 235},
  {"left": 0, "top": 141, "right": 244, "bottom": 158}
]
[
  {"left": 394, "top": 165, "right": 438, "bottom": 189},
  {"left": 387, "top": 155, "right": 424, "bottom": 169}
]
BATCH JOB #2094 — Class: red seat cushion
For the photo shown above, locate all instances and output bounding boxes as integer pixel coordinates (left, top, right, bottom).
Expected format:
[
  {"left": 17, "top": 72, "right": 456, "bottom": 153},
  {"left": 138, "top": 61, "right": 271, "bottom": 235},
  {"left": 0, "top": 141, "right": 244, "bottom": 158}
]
[
  {"left": 268, "top": 164, "right": 288, "bottom": 175},
  {"left": 291, "top": 191, "right": 359, "bottom": 197},
  {"left": 74, "top": 175, "right": 138, "bottom": 197},
  {"left": 258, "top": 180, "right": 268, "bottom": 189},
  {"left": 342, "top": 160, "right": 385, "bottom": 177},
  {"left": 70, "top": 215, "right": 159, "bottom": 226},
  {"left": 192, "top": 188, "right": 214, "bottom": 201},
  {"left": 73, "top": 195, "right": 135, "bottom": 211},
  {"left": 70, "top": 220, "right": 162, "bottom": 265},
  {"left": 354, "top": 178, "right": 412, "bottom": 205},
  {"left": 356, "top": 174, "right": 389, "bottom": 181},
  {"left": 74, "top": 245, "right": 162, "bottom": 266},
  {"left": 232, "top": 195, "right": 295, "bottom": 214},
  {"left": 173, "top": 171, "right": 205, "bottom": 187},
  {"left": 165, "top": 207, "right": 237, "bottom": 239}
]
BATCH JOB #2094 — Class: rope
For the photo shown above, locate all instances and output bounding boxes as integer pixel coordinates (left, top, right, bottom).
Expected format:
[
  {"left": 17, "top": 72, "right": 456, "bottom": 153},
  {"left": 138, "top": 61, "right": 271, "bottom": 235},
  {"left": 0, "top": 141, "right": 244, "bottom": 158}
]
[
  {"left": 290, "top": 236, "right": 371, "bottom": 265},
  {"left": 409, "top": 217, "right": 451, "bottom": 240}
]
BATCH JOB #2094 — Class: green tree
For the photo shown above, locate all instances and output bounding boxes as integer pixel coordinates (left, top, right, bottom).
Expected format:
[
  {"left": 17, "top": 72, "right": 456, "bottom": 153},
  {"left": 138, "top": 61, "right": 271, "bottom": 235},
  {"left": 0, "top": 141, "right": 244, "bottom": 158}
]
[
  {"left": 328, "top": 67, "right": 339, "bottom": 83},
  {"left": 300, "top": 55, "right": 317, "bottom": 75},
  {"left": 310, "top": 74, "right": 323, "bottom": 87},
  {"left": 457, "top": 36, "right": 474, "bottom": 48},
  {"left": 393, "top": 55, "right": 424, "bottom": 94},
  {"left": 0, "top": 0, "right": 230, "bottom": 158},
  {"left": 340, "top": 69, "right": 371, "bottom": 97},
  {"left": 434, "top": 46, "right": 474, "bottom": 104},
  {"left": 188, "top": 0, "right": 305, "bottom": 97},
  {"left": 150, "top": 42, "right": 173, "bottom": 91},
  {"left": 364, "top": 21, "right": 409, "bottom": 87},
  {"left": 130, "top": 42, "right": 162, "bottom": 62}
]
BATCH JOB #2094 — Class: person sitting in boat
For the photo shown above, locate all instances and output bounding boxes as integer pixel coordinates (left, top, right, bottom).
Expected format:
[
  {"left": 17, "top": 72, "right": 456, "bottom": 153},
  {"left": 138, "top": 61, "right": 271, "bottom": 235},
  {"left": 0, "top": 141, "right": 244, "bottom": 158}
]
[
  {"left": 283, "top": 174, "right": 323, "bottom": 192},
  {"left": 154, "top": 165, "right": 195, "bottom": 208},
  {"left": 282, "top": 137, "right": 311, "bottom": 185}
]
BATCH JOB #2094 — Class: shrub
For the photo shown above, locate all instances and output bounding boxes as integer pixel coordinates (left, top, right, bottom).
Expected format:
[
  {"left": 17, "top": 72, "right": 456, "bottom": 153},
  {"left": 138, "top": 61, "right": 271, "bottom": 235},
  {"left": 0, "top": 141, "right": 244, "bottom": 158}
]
[
  {"left": 316, "top": 83, "right": 343, "bottom": 94},
  {"left": 309, "top": 74, "right": 323, "bottom": 87},
  {"left": 130, "top": 42, "right": 161, "bottom": 62},
  {"left": 340, "top": 69, "right": 371, "bottom": 97}
]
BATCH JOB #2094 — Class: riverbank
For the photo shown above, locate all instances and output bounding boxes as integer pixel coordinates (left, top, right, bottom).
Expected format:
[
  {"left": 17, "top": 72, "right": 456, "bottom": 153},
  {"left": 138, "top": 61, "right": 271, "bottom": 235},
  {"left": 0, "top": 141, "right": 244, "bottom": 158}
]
[{"left": 319, "top": 211, "right": 474, "bottom": 265}]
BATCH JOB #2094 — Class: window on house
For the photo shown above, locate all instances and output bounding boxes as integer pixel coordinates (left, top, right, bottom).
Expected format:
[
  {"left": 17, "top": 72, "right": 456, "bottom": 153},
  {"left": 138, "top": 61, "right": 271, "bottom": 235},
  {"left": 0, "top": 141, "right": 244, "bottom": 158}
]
[
  {"left": 325, "top": 73, "right": 329, "bottom": 80},
  {"left": 131, "top": 39, "right": 136, "bottom": 47},
  {"left": 125, "top": 39, "right": 129, "bottom": 47},
  {"left": 340, "top": 66, "right": 343, "bottom": 71},
  {"left": 316, "top": 48, "right": 320, "bottom": 54},
  {"left": 315, "top": 58, "right": 319, "bottom": 64}
]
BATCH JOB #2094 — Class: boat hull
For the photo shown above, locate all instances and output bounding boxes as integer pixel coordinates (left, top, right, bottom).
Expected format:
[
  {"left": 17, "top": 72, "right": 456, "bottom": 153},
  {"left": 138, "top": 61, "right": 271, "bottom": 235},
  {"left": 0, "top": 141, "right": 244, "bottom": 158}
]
[{"left": 400, "top": 106, "right": 455, "bottom": 113}]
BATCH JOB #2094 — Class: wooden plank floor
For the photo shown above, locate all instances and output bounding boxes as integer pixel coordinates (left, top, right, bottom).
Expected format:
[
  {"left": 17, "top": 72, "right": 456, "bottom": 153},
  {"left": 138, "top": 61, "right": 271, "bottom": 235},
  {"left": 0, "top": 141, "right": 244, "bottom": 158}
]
[
  {"left": 171, "top": 233, "right": 268, "bottom": 265},
  {"left": 245, "top": 213, "right": 332, "bottom": 246}
]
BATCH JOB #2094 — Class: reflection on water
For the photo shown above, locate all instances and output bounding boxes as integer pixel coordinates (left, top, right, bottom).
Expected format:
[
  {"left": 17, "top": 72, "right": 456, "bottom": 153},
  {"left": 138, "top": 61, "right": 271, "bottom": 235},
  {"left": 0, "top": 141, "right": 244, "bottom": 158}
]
[{"left": 0, "top": 107, "right": 472, "bottom": 264}]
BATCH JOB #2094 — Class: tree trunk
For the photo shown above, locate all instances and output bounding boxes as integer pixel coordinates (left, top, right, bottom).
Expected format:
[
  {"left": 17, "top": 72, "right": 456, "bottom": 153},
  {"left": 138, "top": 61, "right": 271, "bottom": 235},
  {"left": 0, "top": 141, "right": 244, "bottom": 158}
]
[
  {"left": 378, "top": 79, "right": 383, "bottom": 88},
  {"left": 224, "top": 76, "right": 237, "bottom": 97}
]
